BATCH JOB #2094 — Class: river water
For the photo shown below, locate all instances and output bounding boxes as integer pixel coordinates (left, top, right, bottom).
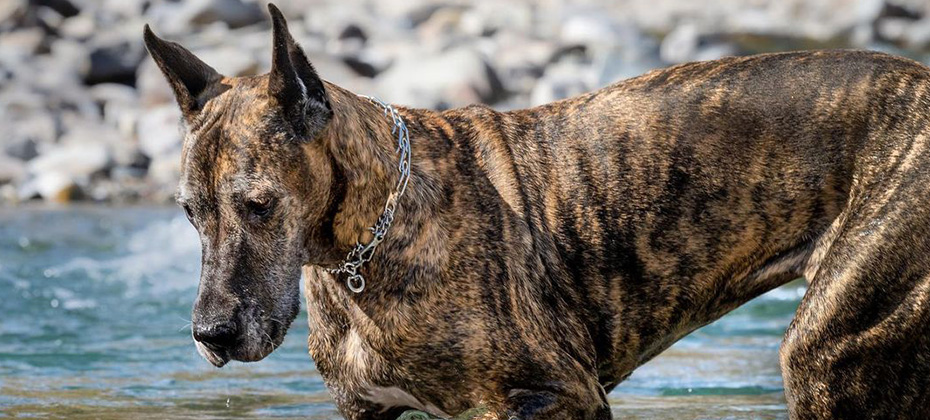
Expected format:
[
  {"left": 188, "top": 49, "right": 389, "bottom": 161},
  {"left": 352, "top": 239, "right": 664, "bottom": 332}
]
[{"left": 0, "top": 206, "right": 801, "bottom": 419}]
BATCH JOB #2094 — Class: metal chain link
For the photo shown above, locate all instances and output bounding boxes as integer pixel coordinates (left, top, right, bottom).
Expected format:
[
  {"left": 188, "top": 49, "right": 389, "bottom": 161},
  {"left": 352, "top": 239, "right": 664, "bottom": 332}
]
[{"left": 325, "top": 96, "right": 411, "bottom": 293}]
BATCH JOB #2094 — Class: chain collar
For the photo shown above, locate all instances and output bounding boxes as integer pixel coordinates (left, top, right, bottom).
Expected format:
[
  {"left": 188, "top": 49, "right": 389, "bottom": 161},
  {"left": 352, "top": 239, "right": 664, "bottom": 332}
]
[{"left": 325, "top": 96, "right": 411, "bottom": 293}]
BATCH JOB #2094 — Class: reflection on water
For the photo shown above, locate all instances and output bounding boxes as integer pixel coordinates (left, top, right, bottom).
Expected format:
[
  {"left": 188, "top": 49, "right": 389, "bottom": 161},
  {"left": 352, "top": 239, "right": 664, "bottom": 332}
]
[{"left": 0, "top": 207, "right": 800, "bottom": 419}]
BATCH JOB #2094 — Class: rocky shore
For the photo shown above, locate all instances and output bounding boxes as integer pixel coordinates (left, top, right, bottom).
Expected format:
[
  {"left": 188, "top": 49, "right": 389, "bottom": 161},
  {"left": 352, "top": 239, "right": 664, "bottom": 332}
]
[{"left": 2, "top": 0, "right": 930, "bottom": 204}]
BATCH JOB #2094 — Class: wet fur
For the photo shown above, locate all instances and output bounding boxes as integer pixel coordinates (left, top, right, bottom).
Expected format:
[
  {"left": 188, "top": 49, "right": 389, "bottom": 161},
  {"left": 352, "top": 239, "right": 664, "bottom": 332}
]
[{"left": 146, "top": 11, "right": 930, "bottom": 420}]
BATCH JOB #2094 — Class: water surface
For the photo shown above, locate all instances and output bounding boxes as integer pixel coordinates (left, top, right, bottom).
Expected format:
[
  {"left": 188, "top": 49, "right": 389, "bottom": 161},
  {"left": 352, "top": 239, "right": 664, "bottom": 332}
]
[{"left": 0, "top": 207, "right": 801, "bottom": 419}]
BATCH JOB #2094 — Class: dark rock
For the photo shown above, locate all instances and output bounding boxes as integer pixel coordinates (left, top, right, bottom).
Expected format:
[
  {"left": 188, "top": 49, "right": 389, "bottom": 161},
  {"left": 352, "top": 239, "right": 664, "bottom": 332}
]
[
  {"left": 338, "top": 23, "right": 368, "bottom": 44},
  {"left": 83, "top": 39, "right": 145, "bottom": 86},
  {"left": 34, "top": 0, "right": 80, "bottom": 18},
  {"left": 176, "top": 0, "right": 265, "bottom": 29},
  {"left": 342, "top": 56, "right": 380, "bottom": 78},
  {"left": 4, "top": 138, "right": 39, "bottom": 161}
]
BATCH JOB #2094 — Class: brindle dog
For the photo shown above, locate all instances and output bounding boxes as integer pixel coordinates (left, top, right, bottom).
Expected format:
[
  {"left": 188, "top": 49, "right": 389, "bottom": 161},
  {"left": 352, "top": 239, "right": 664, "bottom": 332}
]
[{"left": 144, "top": 4, "right": 930, "bottom": 419}]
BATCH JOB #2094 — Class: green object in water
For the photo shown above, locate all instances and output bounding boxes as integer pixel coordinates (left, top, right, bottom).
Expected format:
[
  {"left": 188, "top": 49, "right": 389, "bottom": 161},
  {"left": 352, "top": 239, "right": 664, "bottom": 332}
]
[{"left": 396, "top": 407, "right": 488, "bottom": 420}]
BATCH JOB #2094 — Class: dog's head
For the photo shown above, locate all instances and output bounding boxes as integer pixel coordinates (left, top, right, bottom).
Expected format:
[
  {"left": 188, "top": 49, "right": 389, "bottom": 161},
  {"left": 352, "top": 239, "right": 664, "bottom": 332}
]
[{"left": 144, "top": 5, "right": 338, "bottom": 367}]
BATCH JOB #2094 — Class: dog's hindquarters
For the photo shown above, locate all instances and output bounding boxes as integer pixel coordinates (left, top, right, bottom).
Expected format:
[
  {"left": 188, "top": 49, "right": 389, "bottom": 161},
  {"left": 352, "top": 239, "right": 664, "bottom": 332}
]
[{"left": 781, "top": 90, "right": 930, "bottom": 418}]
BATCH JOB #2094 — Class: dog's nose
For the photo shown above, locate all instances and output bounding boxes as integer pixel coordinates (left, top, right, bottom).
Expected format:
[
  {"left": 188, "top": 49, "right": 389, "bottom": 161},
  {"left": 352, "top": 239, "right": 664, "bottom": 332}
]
[{"left": 193, "top": 321, "right": 239, "bottom": 350}]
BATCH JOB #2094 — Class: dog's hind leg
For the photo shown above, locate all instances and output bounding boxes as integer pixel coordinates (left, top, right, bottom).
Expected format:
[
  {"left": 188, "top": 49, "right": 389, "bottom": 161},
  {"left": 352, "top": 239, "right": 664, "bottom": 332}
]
[{"left": 780, "top": 185, "right": 930, "bottom": 419}]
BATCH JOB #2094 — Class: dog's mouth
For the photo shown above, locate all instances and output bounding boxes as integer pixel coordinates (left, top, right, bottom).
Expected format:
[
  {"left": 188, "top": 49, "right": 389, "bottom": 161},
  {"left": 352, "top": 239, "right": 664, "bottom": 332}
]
[
  {"left": 192, "top": 318, "right": 284, "bottom": 368},
  {"left": 194, "top": 339, "right": 231, "bottom": 367}
]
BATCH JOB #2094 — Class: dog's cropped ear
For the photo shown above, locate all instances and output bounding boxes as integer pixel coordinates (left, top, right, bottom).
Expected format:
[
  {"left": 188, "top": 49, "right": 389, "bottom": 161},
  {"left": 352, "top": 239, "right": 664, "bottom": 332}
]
[
  {"left": 143, "top": 25, "right": 222, "bottom": 121},
  {"left": 267, "top": 3, "right": 332, "bottom": 140}
]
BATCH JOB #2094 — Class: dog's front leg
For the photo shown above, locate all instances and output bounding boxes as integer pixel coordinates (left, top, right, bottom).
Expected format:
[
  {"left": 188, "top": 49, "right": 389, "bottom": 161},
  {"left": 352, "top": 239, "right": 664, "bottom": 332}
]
[{"left": 475, "top": 386, "right": 611, "bottom": 420}]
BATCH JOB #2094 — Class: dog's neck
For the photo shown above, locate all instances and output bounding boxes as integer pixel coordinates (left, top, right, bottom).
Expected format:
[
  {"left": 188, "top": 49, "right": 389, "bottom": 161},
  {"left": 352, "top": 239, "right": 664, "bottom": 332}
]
[{"left": 314, "top": 84, "right": 449, "bottom": 299}]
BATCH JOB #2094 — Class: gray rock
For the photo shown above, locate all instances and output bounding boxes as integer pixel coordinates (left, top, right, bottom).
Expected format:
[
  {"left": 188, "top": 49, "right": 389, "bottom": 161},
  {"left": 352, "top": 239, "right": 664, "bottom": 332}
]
[
  {"left": 196, "top": 47, "right": 260, "bottom": 77},
  {"left": 530, "top": 61, "right": 592, "bottom": 106},
  {"left": 417, "top": 7, "right": 466, "bottom": 44},
  {"left": 4, "top": 112, "right": 58, "bottom": 154},
  {"left": 596, "top": 26, "right": 663, "bottom": 87},
  {"left": 694, "top": 43, "right": 738, "bottom": 62},
  {"left": 0, "top": 28, "right": 45, "bottom": 56},
  {"left": 59, "top": 13, "right": 96, "bottom": 40},
  {"left": 161, "top": 0, "right": 265, "bottom": 31},
  {"left": 306, "top": 52, "right": 375, "bottom": 96},
  {"left": 376, "top": 47, "right": 505, "bottom": 109},
  {"left": 459, "top": 2, "right": 534, "bottom": 37},
  {"left": 491, "top": 32, "right": 560, "bottom": 93},
  {"left": 660, "top": 23, "right": 700, "bottom": 64},
  {"left": 89, "top": 83, "right": 139, "bottom": 105},
  {"left": 136, "top": 58, "right": 175, "bottom": 106},
  {"left": 62, "top": 121, "right": 140, "bottom": 169},
  {"left": 560, "top": 14, "right": 618, "bottom": 46},
  {"left": 102, "top": 0, "right": 149, "bottom": 18},
  {"left": 89, "top": 83, "right": 141, "bottom": 137},
  {"left": 0, "top": 184, "right": 18, "bottom": 204},
  {"left": 0, "top": 87, "right": 46, "bottom": 114},
  {"left": 35, "top": 0, "right": 80, "bottom": 18},
  {"left": 0, "top": 154, "right": 26, "bottom": 184},
  {"left": 147, "top": 152, "right": 182, "bottom": 186},
  {"left": 46, "top": 38, "right": 91, "bottom": 87},
  {"left": 4, "top": 137, "right": 39, "bottom": 161},
  {"left": 25, "top": 171, "right": 82, "bottom": 202},
  {"left": 901, "top": 18, "right": 930, "bottom": 48},
  {"left": 29, "top": 142, "right": 111, "bottom": 179},
  {"left": 82, "top": 35, "right": 146, "bottom": 85},
  {"left": 137, "top": 105, "right": 182, "bottom": 159},
  {"left": 0, "top": 0, "right": 27, "bottom": 32}
]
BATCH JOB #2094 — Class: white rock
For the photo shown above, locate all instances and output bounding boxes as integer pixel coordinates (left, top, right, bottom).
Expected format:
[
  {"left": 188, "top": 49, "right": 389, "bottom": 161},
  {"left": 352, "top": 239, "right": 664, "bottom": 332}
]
[
  {"left": 491, "top": 32, "right": 560, "bottom": 93},
  {"left": 0, "top": 28, "right": 44, "bottom": 55},
  {"left": 903, "top": 18, "right": 930, "bottom": 48},
  {"left": 89, "top": 83, "right": 139, "bottom": 106},
  {"left": 29, "top": 171, "right": 81, "bottom": 202},
  {"left": 416, "top": 7, "right": 465, "bottom": 45},
  {"left": 661, "top": 23, "right": 700, "bottom": 64},
  {"left": 530, "top": 61, "right": 592, "bottom": 106},
  {"left": 195, "top": 47, "right": 260, "bottom": 77},
  {"left": 6, "top": 112, "right": 58, "bottom": 151},
  {"left": 136, "top": 58, "right": 175, "bottom": 106},
  {"left": 59, "top": 13, "right": 96, "bottom": 40},
  {"left": 138, "top": 105, "right": 182, "bottom": 159},
  {"left": 376, "top": 47, "right": 504, "bottom": 109},
  {"left": 561, "top": 14, "right": 617, "bottom": 46},
  {"left": 158, "top": 0, "right": 264, "bottom": 32},
  {"left": 693, "top": 43, "right": 737, "bottom": 62},
  {"left": 28, "top": 143, "right": 111, "bottom": 179},
  {"left": 0, "top": 154, "right": 26, "bottom": 184},
  {"left": 0, "top": 0, "right": 26, "bottom": 31},
  {"left": 147, "top": 153, "right": 182, "bottom": 186},
  {"left": 89, "top": 84, "right": 141, "bottom": 138},
  {"left": 459, "top": 2, "right": 533, "bottom": 37}
]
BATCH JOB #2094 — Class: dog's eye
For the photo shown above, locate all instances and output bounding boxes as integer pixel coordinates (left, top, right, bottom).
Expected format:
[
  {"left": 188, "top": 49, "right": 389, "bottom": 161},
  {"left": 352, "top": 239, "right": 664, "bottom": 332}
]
[{"left": 245, "top": 198, "right": 274, "bottom": 220}]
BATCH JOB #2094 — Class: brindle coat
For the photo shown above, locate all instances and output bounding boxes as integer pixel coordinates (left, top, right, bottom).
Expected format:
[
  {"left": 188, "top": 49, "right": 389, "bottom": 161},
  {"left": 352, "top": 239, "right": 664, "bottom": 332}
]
[{"left": 144, "top": 4, "right": 930, "bottom": 419}]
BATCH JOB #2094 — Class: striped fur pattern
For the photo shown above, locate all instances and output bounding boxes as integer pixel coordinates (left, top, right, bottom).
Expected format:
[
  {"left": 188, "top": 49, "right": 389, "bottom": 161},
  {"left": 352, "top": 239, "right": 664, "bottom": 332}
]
[{"left": 145, "top": 5, "right": 930, "bottom": 419}]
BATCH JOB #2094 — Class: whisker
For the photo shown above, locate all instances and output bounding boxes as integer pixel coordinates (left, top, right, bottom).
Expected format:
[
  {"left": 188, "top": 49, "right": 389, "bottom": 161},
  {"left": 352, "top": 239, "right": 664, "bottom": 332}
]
[{"left": 260, "top": 330, "right": 275, "bottom": 359}]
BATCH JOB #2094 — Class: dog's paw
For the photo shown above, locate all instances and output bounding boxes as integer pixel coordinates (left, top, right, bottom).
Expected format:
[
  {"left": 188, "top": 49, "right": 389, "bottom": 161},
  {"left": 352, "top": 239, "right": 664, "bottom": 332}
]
[{"left": 395, "top": 407, "right": 491, "bottom": 420}]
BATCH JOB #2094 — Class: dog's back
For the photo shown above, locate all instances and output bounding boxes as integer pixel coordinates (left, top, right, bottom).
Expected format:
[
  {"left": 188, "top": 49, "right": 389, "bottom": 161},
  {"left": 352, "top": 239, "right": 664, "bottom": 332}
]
[{"left": 428, "top": 50, "right": 930, "bottom": 398}]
